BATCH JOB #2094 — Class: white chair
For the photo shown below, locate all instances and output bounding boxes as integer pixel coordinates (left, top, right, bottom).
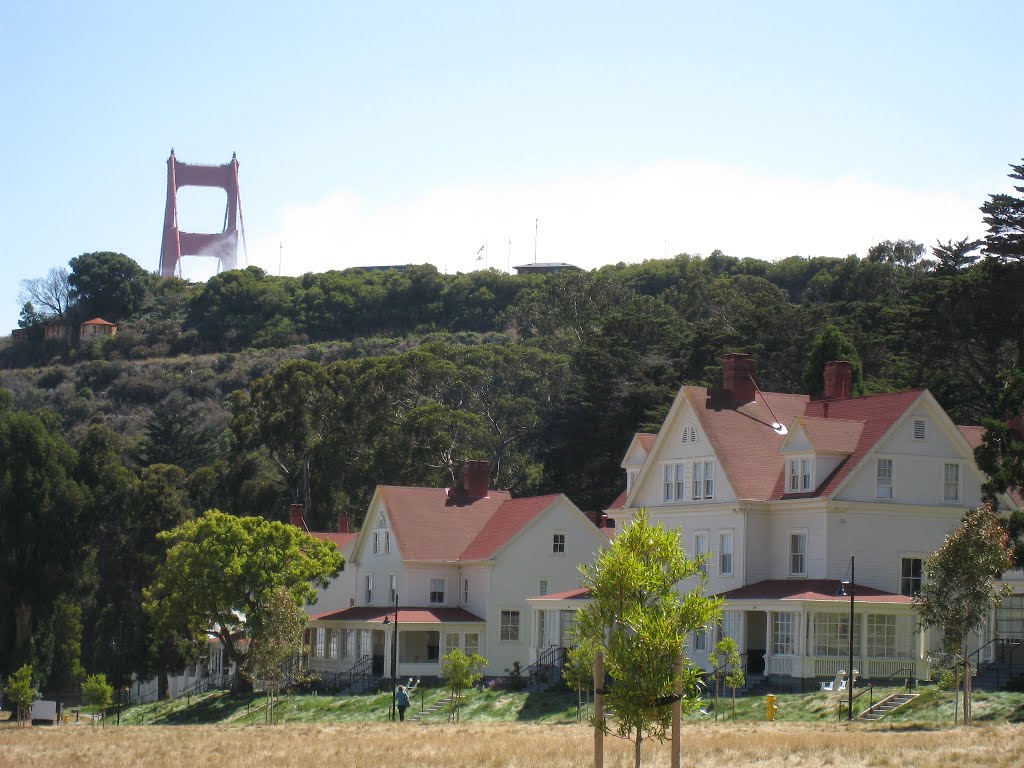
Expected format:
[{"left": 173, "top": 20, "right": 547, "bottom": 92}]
[{"left": 820, "top": 670, "right": 846, "bottom": 692}]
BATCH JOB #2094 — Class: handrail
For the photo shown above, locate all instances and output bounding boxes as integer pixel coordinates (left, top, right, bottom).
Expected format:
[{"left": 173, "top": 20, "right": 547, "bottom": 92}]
[
  {"left": 837, "top": 665, "right": 912, "bottom": 721},
  {"left": 709, "top": 652, "right": 748, "bottom": 679}
]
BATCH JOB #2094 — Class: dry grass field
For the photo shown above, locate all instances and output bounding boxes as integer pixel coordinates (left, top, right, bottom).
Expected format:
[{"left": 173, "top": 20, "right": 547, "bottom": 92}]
[{"left": 1, "top": 721, "right": 1023, "bottom": 768}]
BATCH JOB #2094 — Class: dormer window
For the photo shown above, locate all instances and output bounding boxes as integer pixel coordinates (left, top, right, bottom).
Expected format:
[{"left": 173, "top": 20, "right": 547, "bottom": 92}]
[
  {"left": 788, "top": 458, "right": 812, "bottom": 492},
  {"left": 913, "top": 419, "right": 927, "bottom": 440},
  {"left": 627, "top": 470, "right": 638, "bottom": 492},
  {"left": 682, "top": 425, "right": 698, "bottom": 444}
]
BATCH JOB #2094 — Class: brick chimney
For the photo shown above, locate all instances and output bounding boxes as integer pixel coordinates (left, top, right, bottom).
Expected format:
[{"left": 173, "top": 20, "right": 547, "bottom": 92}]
[
  {"left": 337, "top": 511, "right": 351, "bottom": 534},
  {"left": 822, "top": 360, "right": 853, "bottom": 400},
  {"left": 462, "top": 460, "right": 490, "bottom": 499},
  {"left": 722, "top": 353, "right": 757, "bottom": 406},
  {"left": 289, "top": 503, "right": 308, "bottom": 531}
]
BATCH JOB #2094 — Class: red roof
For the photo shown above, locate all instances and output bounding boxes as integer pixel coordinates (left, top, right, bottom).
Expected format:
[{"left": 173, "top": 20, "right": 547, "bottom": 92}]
[
  {"left": 531, "top": 587, "right": 592, "bottom": 601},
  {"left": 81, "top": 317, "right": 116, "bottom": 326},
  {"left": 716, "top": 579, "right": 912, "bottom": 604},
  {"left": 607, "top": 489, "right": 627, "bottom": 510},
  {"left": 958, "top": 425, "right": 985, "bottom": 449},
  {"left": 637, "top": 432, "right": 657, "bottom": 453},
  {"left": 309, "top": 531, "right": 359, "bottom": 549},
  {"left": 308, "top": 606, "right": 484, "bottom": 623},
  {"left": 676, "top": 387, "right": 927, "bottom": 502},
  {"left": 379, "top": 486, "right": 562, "bottom": 562}
]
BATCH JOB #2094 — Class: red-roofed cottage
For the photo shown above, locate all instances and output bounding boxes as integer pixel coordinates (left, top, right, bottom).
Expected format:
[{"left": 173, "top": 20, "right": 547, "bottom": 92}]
[
  {"left": 607, "top": 354, "right": 1023, "bottom": 686},
  {"left": 303, "top": 460, "right": 608, "bottom": 680}
]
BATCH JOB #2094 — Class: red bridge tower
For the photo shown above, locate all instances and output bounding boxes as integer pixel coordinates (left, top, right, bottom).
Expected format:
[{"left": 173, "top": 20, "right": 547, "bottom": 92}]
[{"left": 159, "top": 150, "right": 247, "bottom": 279}]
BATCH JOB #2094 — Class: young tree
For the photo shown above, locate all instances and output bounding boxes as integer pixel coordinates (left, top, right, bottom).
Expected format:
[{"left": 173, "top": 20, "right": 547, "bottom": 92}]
[
  {"left": 572, "top": 509, "right": 722, "bottom": 768},
  {"left": 81, "top": 673, "right": 113, "bottom": 726},
  {"left": 440, "top": 648, "right": 486, "bottom": 722},
  {"left": 247, "top": 587, "right": 308, "bottom": 723},
  {"left": 3, "top": 664, "right": 36, "bottom": 727},
  {"left": 914, "top": 503, "right": 1013, "bottom": 725},
  {"left": 143, "top": 510, "right": 344, "bottom": 693},
  {"left": 564, "top": 640, "right": 598, "bottom": 722},
  {"left": 714, "top": 636, "right": 744, "bottom": 720}
]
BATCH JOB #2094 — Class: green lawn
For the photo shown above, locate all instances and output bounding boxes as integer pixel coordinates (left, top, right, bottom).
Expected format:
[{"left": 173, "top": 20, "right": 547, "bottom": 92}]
[{"left": 114, "top": 684, "right": 1024, "bottom": 726}]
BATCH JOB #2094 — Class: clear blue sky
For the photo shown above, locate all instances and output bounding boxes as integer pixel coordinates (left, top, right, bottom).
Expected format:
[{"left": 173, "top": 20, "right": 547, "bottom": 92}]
[{"left": 1, "top": 1, "right": 1021, "bottom": 330}]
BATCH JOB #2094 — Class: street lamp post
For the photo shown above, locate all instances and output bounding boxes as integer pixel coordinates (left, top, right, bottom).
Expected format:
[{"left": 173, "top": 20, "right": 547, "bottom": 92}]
[
  {"left": 383, "top": 593, "right": 399, "bottom": 721},
  {"left": 838, "top": 557, "right": 856, "bottom": 722}
]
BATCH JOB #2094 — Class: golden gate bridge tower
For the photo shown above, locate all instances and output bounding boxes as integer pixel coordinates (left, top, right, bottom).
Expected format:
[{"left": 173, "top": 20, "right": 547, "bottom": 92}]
[{"left": 158, "top": 150, "right": 248, "bottom": 279}]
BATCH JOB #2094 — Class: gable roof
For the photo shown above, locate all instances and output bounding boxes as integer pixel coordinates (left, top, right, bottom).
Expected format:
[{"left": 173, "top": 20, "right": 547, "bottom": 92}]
[
  {"left": 81, "top": 317, "right": 116, "bottom": 326},
  {"left": 377, "top": 486, "right": 569, "bottom": 562},
  {"left": 309, "top": 531, "right": 359, "bottom": 550},
  {"left": 309, "top": 606, "right": 484, "bottom": 623},
  {"left": 633, "top": 386, "right": 931, "bottom": 503},
  {"left": 789, "top": 416, "right": 864, "bottom": 455}
]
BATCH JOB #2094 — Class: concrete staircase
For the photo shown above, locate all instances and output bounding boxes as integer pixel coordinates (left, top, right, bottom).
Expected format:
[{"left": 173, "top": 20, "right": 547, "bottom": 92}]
[
  {"left": 858, "top": 693, "right": 918, "bottom": 721},
  {"left": 410, "top": 696, "right": 454, "bottom": 721}
]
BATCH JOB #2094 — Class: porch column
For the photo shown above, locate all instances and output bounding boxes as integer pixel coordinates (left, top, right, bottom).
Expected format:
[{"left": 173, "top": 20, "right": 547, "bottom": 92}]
[
  {"left": 765, "top": 610, "right": 774, "bottom": 675},
  {"left": 859, "top": 613, "right": 867, "bottom": 673}
]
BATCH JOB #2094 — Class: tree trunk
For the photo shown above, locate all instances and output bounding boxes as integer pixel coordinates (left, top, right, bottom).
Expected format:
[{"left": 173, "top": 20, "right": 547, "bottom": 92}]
[
  {"left": 158, "top": 669, "right": 170, "bottom": 700},
  {"left": 634, "top": 730, "right": 642, "bottom": 768},
  {"left": 231, "top": 671, "right": 254, "bottom": 694},
  {"left": 14, "top": 603, "right": 32, "bottom": 666}
]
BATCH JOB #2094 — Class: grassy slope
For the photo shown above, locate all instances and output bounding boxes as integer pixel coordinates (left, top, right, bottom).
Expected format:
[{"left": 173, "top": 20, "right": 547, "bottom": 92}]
[{"left": 116, "top": 685, "right": 1024, "bottom": 726}]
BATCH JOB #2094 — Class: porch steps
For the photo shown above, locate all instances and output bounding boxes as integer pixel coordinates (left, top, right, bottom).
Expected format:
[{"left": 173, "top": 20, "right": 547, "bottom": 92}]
[
  {"left": 410, "top": 696, "right": 454, "bottom": 721},
  {"left": 857, "top": 693, "right": 918, "bottom": 721}
]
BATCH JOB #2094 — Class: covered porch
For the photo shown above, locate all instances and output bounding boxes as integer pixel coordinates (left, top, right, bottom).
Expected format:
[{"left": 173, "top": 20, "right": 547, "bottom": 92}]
[
  {"left": 712, "top": 580, "right": 931, "bottom": 683},
  {"left": 306, "top": 606, "right": 485, "bottom": 680},
  {"left": 525, "top": 587, "right": 590, "bottom": 666}
]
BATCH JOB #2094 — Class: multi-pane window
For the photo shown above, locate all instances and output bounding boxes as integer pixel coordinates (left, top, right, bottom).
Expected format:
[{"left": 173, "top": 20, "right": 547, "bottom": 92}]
[
  {"left": 694, "top": 532, "right": 709, "bottom": 574},
  {"left": 327, "top": 629, "right": 338, "bottom": 659},
  {"left": 721, "top": 611, "right": 741, "bottom": 641},
  {"left": 772, "top": 612, "right": 797, "bottom": 655},
  {"left": 339, "top": 629, "right": 351, "bottom": 659},
  {"left": 866, "top": 614, "right": 898, "bottom": 657},
  {"left": 692, "top": 628, "right": 708, "bottom": 652},
  {"left": 877, "top": 459, "right": 893, "bottom": 499},
  {"left": 789, "top": 458, "right": 812, "bottom": 492},
  {"left": 464, "top": 633, "right": 480, "bottom": 655},
  {"left": 900, "top": 557, "right": 922, "bottom": 597},
  {"left": 445, "top": 632, "right": 459, "bottom": 657},
  {"left": 427, "top": 633, "right": 440, "bottom": 661},
  {"left": 430, "top": 578, "right": 445, "bottom": 604},
  {"left": 944, "top": 463, "right": 960, "bottom": 502},
  {"left": 813, "top": 614, "right": 858, "bottom": 656},
  {"left": 539, "top": 579, "right": 548, "bottom": 596},
  {"left": 500, "top": 610, "right": 520, "bottom": 641},
  {"left": 627, "top": 470, "right": 638, "bottom": 492},
  {"left": 463, "top": 578, "right": 469, "bottom": 603},
  {"left": 692, "top": 460, "right": 714, "bottom": 500},
  {"left": 373, "top": 529, "right": 390, "bottom": 555},
  {"left": 390, "top": 574, "right": 398, "bottom": 604},
  {"left": 790, "top": 533, "right": 807, "bottom": 576},
  {"left": 365, "top": 575, "right": 373, "bottom": 604},
  {"left": 314, "top": 627, "right": 326, "bottom": 657},
  {"left": 719, "top": 531, "right": 733, "bottom": 576},
  {"left": 552, "top": 533, "right": 566, "bottom": 553},
  {"left": 663, "top": 464, "right": 686, "bottom": 502}
]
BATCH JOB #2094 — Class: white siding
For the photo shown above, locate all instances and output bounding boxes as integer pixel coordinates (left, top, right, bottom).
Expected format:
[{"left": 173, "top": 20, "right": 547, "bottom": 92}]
[{"left": 484, "top": 497, "right": 607, "bottom": 676}]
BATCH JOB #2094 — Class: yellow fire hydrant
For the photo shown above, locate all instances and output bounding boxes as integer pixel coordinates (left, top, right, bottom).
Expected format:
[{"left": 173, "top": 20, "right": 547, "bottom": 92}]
[{"left": 765, "top": 694, "right": 779, "bottom": 721}]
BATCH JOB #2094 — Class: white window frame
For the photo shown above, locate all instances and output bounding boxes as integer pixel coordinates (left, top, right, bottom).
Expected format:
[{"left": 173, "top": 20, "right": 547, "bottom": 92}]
[
  {"left": 429, "top": 578, "right": 445, "bottom": 604},
  {"left": 877, "top": 458, "right": 893, "bottom": 499},
  {"left": 364, "top": 574, "right": 373, "bottom": 604},
  {"left": 627, "top": 470, "right": 638, "bottom": 492},
  {"left": 694, "top": 531, "right": 709, "bottom": 575},
  {"left": 788, "top": 457, "right": 812, "bottom": 492},
  {"left": 389, "top": 573, "right": 397, "bottom": 604},
  {"left": 552, "top": 532, "right": 566, "bottom": 554},
  {"left": 500, "top": 610, "right": 520, "bottom": 642},
  {"left": 314, "top": 627, "right": 326, "bottom": 657},
  {"left": 691, "top": 459, "right": 714, "bottom": 500},
  {"left": 463, "top": 578, "right": 469, "bottom": 604},
  {"left": 663, "top": 463, "right": 686, "bottom": 502},
  {"left": 900, "top": 556, "right": 923, "bottom": 597},
  {"left": 682, "top": 424, "right": 698, "bottom": 444},
  {"left": 944, "top": 462, "right": 960, "bottom": 502},
  {"left": 445, "top": 632, "right": 459, "bottom": 657},
  {"left": 539, "top": 579, "right": 548, "bottom": 596},
  {"left": 719, "top": 530, "right": 733, "bottom": 576},
  {"left": 772, "top": 612, "right": 797, "bottom": 656},
  {"left": 464, "top": 632, "right": 480, "bottom": 656},
  {"left": 866, "top": 614, "right": 898, "bottom": 657},
  {"left": 692, "top": 628, "right": 708, "bottom": 652},
  {"left": 813, "top": 613, "right": 858, "bottom": 657},
  {"left": 789, "top": 531, "right": 807, "bottom": 577}
]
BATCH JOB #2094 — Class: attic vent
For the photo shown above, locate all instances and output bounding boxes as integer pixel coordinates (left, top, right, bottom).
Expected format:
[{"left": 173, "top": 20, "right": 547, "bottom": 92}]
[
  {"left": 913, "top": 419, "right": 927, "bottom": 440},
  {"left": 682, "top": 425, "right": 697, "bottom": 444}
]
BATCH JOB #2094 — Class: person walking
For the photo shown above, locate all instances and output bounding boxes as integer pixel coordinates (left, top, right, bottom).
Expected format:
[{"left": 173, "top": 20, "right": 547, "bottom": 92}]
[{"left": 396, "top": 684, "right": 410, "bottom": 721}]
